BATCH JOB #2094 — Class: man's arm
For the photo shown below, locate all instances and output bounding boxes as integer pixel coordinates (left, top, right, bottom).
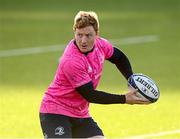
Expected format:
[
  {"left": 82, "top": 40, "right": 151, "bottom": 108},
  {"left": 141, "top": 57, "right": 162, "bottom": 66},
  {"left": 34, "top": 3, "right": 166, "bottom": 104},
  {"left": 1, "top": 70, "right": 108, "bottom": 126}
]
[
  {"left": 107, "top": 47, "right": 133, "bottom": 80},
  {"left": 76, "top": 81, "right": 126, "bottom": 104},
  {"left": 76, "top": 82, "right": 149, "bottom": 104},
  {"left": 76, "top": 47, "right": 150, "bottom": 105}
]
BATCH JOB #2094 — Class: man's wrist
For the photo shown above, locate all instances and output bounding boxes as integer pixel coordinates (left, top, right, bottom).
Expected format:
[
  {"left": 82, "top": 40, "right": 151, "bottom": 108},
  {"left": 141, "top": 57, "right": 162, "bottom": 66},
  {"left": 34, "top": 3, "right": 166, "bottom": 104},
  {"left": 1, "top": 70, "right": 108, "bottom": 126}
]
[{"left": 120, "top": 95, "right": 126, "bottom": 104}]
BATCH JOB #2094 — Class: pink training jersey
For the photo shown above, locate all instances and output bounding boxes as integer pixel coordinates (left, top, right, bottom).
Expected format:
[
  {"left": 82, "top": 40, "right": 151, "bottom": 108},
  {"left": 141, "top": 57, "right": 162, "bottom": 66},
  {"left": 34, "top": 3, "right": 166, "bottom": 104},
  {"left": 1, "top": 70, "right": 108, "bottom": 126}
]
[{"left": 40, "top": 37, "right": 114, "bottom": 118}]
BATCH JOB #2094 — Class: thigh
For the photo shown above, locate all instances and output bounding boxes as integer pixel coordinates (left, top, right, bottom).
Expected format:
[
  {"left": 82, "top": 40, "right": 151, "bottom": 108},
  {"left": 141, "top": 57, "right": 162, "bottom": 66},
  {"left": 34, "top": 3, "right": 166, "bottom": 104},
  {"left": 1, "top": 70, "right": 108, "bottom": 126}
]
[
  {"left": 72, "top": 117, "right": 104, "bottom": 138},
  {"left": 39, "top": 113, "right": 72, "bottom": 138}
]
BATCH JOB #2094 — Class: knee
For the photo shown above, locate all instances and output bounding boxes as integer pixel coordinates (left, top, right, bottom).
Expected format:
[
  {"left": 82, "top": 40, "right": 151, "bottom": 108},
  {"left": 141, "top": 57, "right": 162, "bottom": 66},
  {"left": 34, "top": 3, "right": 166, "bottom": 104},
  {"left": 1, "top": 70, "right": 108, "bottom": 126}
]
[{"left": 88, "top": 135, "right": 105, "bottom": 139}]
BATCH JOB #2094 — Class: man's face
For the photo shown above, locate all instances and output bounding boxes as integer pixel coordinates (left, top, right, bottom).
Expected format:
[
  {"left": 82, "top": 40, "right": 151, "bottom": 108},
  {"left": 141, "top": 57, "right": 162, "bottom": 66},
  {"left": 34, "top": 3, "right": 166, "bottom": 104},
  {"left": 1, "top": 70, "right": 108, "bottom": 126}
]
[{"left": 74, "top": 26, "right": 97, "bottom": 53}]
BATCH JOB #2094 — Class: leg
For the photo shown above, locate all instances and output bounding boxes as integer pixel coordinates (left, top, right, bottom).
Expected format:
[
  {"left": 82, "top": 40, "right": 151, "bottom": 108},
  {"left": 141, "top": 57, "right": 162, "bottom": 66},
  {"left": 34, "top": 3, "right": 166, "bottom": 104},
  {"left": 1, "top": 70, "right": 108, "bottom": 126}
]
[{"left": 88, "top": 135, "right": 105, "bottom": 139}]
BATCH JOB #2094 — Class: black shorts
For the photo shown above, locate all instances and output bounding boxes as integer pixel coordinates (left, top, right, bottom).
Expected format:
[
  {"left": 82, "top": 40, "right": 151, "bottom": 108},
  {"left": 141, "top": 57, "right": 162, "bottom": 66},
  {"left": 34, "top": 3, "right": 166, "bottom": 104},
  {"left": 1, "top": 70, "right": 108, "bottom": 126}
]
[{"left": 39, "top": 113, "right": 104, "bottom": 138}]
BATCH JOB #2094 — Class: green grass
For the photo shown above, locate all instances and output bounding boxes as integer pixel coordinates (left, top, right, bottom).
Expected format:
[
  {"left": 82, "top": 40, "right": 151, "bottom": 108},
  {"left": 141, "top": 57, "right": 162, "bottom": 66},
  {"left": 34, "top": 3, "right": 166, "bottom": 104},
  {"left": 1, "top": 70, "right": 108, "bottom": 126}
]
[
  {"left": 0, "top": 0, "right": 180, "bottom": 138},
  {"left": 91, "top": 91, "right": 180, "bottom": 138},
  {"left": 0, "top": 88, "right": 180, "bottom": 138}
]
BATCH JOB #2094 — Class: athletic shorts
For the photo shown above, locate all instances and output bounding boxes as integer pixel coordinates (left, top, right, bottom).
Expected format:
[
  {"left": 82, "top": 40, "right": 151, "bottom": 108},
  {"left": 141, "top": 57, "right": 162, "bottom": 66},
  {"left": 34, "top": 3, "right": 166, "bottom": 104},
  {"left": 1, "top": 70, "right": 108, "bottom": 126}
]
[{"left": 39, "top": 113, "right": 104, "bottom": 138}]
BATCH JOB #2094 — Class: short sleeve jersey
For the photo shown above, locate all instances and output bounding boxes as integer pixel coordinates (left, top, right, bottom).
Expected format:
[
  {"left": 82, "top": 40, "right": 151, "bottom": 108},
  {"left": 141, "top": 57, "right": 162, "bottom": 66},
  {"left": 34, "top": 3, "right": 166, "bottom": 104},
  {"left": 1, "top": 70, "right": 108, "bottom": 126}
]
[{"left": 40, "top": 37, "right": 114, "bottom": 118}]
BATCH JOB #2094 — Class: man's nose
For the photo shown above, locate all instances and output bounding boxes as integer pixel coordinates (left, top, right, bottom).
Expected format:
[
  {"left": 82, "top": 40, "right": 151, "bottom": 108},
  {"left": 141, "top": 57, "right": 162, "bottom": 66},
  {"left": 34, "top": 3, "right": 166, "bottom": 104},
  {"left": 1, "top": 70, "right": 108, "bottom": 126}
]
[{"left": 81, "top": 36, "right": 87, "bottom": 43}]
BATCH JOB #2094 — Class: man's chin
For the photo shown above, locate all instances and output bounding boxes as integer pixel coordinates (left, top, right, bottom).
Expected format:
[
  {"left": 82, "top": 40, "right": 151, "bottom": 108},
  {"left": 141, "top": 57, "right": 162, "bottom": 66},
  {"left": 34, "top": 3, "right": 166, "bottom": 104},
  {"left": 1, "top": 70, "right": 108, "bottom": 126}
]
[{"left": 80, "top": 48, "right": 88, "bottom": 53}]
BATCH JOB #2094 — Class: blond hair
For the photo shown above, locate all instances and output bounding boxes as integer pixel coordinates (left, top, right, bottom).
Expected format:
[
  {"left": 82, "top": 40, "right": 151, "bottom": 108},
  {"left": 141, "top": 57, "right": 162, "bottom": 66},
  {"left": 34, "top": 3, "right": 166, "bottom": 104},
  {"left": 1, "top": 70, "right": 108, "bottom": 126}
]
[{"left": 73, "top": 11, "right": 99, "bottom": 33}]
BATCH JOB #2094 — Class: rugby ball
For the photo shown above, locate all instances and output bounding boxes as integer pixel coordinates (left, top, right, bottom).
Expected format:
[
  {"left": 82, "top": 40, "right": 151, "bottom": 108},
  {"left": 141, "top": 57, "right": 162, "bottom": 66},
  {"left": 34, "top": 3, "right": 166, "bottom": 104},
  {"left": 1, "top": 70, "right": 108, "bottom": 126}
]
[{"left": 128, "top": 73, "right": 160, "bottom": 103}]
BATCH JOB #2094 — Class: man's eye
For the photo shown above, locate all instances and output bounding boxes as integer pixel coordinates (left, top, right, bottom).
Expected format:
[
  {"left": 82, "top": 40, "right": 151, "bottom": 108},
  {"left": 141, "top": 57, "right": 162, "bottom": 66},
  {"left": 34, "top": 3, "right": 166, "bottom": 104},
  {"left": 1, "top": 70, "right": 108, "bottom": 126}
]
[
  {"left": 78, "top": 34, "right": 82, "bottom": 37},
  {"left": 86, "top": 34, "right": 92, "bottom": 37}
]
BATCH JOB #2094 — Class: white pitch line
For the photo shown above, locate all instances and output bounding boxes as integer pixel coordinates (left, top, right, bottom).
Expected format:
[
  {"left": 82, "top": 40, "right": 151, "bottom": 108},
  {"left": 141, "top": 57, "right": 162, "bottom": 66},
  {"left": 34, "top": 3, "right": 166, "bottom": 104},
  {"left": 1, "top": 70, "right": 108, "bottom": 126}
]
[
  {"left": 0, "top": 35, "right": 159, "bottom": 58},
  {"left": 111, "top": 35, "right": 159, "bottom": 45},
  {"left": 0, "top": 44, "right": 65, "bottom": 58},
  {"left": 0, "top": 129, "right": 179, "bottom": 139},
  {"left": 122, "top": 129, "right": 180, "bottom": 139}
]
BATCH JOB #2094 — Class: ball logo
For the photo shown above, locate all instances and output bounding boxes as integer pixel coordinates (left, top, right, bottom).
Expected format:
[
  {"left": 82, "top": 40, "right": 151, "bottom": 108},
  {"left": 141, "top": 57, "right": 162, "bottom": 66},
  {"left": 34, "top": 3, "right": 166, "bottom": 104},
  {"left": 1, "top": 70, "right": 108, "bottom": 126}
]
[
  {"left": 135, "top": 77, "right": 158, "bottom": 97},
  {"left": 142, "top": 86, "right": 147, "bottom": 93}
]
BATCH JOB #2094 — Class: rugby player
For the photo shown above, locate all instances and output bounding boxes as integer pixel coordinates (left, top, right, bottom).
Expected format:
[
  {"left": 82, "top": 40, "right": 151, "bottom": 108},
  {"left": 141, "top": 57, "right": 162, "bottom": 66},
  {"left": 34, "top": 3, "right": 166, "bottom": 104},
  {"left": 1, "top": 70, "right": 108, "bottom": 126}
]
[{"left": 39, "top": 11, "right": 149, "bottom": 138}]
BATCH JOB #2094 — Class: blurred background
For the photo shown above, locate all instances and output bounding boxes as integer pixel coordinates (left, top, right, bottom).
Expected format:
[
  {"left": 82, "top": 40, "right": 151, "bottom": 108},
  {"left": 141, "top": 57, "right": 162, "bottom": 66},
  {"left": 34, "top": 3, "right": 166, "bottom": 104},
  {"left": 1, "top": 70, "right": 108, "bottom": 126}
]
[{"left": 0, "top": 0, "right": 180, "bottom": 138}]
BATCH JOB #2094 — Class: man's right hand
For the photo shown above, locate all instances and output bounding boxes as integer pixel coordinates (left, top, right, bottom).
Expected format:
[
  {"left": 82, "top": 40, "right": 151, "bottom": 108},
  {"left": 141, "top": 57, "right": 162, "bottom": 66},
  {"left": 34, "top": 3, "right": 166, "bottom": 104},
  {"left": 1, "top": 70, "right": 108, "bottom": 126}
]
[{"left": 125, "top": 87, "right": 151, "bottom": 105}]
